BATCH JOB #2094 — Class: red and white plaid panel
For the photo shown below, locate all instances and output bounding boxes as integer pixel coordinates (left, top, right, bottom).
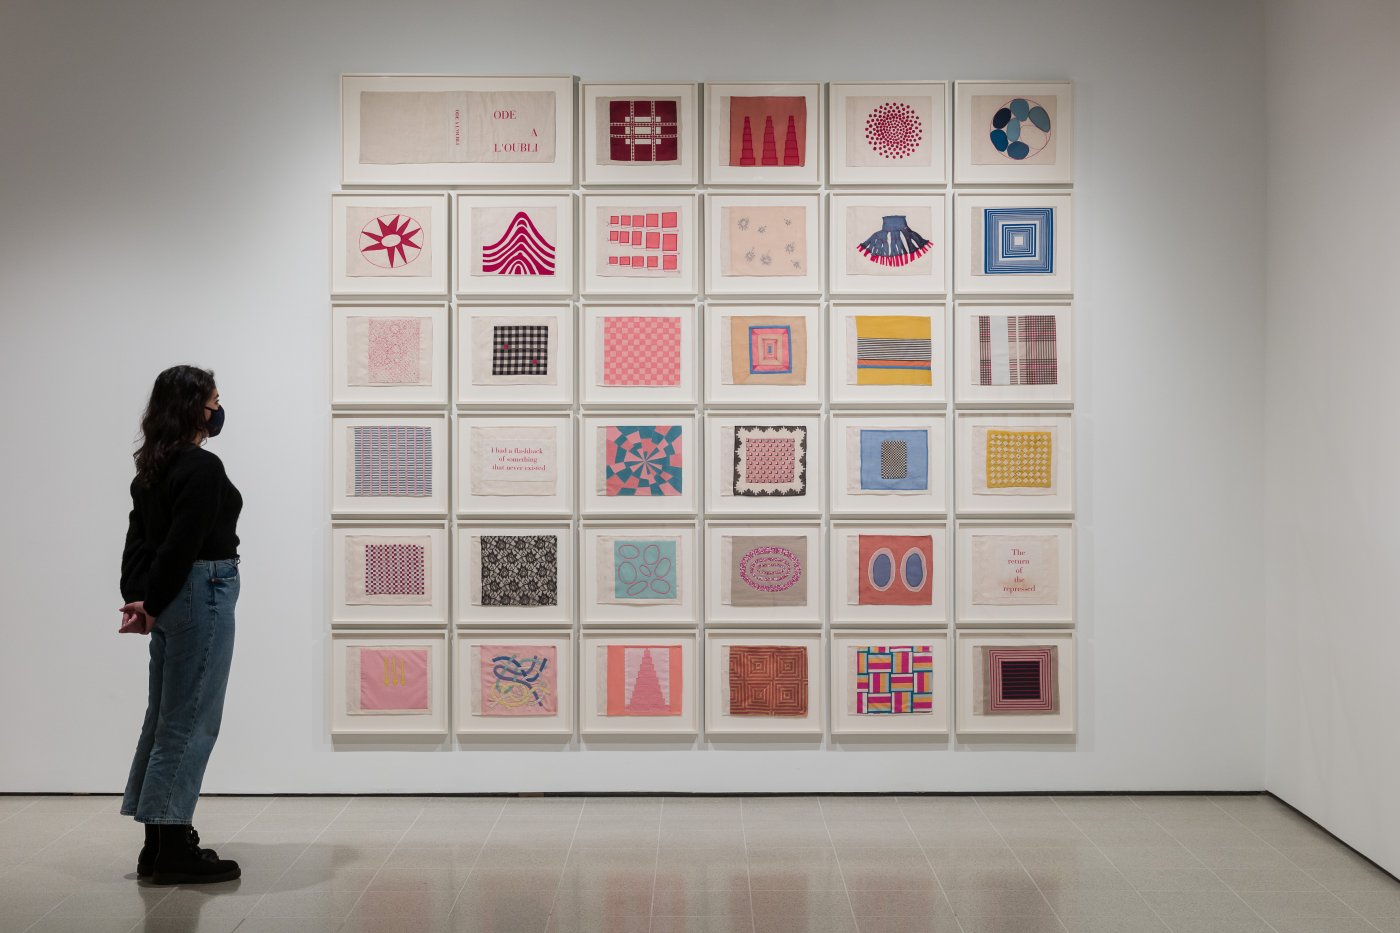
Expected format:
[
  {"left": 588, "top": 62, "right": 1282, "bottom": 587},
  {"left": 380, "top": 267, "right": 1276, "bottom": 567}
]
[
  {"left": 977, "top": 315, "right": 1058, "bottom": 386},
  {"left": 602, "top": 316, "right": 683, "bottom": 387},
  {"left": 364, "top": 543, "right": 426, "bottom": 596},
  {"left": 608, "top": 99, "right": 680, "bottom": 163},
  {"left": 606, "top": 211, "right": 680, "bottom": 272}
]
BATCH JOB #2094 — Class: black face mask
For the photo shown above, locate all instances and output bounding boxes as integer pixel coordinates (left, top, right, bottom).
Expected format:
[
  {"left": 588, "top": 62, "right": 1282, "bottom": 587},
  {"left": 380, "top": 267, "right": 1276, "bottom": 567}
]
[{"left": 205, "top": 405, "right": 225, "bottom": 438}]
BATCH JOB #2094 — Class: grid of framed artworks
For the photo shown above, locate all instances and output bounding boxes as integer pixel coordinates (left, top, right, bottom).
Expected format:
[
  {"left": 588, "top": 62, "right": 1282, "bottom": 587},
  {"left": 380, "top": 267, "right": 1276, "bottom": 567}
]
[{"left": 329, "top": 75, "right": 1075, "bottom": 743}]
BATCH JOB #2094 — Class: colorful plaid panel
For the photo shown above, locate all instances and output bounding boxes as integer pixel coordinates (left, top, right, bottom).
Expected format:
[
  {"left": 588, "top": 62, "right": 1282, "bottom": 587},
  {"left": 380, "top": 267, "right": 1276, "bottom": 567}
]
[
  {"left": 977, "top": 315, "right": 1058, "bottom": 386},
  {"left": 352, "top": 426, "right": 432, "bottom": 497},
  {"left": 855, "top": 646, "right": 934, "bottom": 714}
]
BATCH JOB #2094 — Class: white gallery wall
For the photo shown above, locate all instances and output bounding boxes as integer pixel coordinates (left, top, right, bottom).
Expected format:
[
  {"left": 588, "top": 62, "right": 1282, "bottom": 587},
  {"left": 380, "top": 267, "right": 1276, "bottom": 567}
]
[
  {"left": 0, "top": 0, "right": 1268, "bottom": 794},
  {"left": 1264, "top": 0, "right": 1400, "bottom": 877}
]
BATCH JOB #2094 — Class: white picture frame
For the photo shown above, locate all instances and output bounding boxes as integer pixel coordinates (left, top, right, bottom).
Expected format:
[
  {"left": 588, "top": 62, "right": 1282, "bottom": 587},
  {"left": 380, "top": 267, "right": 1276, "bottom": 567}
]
[
  {"left": 954, "top": 411, "right": 1074, "bottom": 516},
  {"left": 954, "top": 191, "right": 1074, "bottom": 296},
  {"left": 830, "top": 631, "right": 950, "bottom": 736},
  {"left": 454, "top": 629, "right": 575, "bottom": 736},
  {"left": 829, "top": 303, "right": 947, "bottom": 407},
  {"left": 331, "top": 521, "right": 449, "bottom": 626},
  {"left": 828, "top": 194, "right": 947, "bottom": 296},
  {"left": 705, "top": 413, "right": 825, "bottom": 517},
  {"left": 580, "top": 630, "right": 700, "bottom": 737},
  {"left": 581, "top": 522, "right": 699, "bottom": 625},
  {"left": 331, "top": 412, "right": 449, "bottom": 518},
  {"left": 332, "top": 303, "right": 450, "bottom": 408},
  {"left": 704, "top": 630, "right": 825, "bottom": 736},
  {"left": 579, "top": 415, "right": 698, "bottom": 517},
  {"left": 456, "top": 521, "right": 575, "bottom": 625},
  {"left": 331, "top": 193, "right": 450, "bottom": 297},
  {"left": 581, "top": 82, "right": 700, "bottom": 186},
  {"left": 330, "top": 631, "right": 449, "bottom": 737},
  {"left": 456, "top": 413, "right": 575, "bottom": 517},
  {"left": 955, "top": 630, "right": 1076, "bottom": 736},
  {"left": 829, "top": 521, "right": 949, "bottom": 626},
  {"left": 580, "top": 193, "right": 700, "bottom": 296},
  {"left": 704, "top": 521, "right": 823, "bottom": 625},
  {"left": 456, "top": 304, "right": 574, "bottom": 409},
  {"left": 704, "top": 193, "right": 823, "bottom": 296},
  {"left": 827, "top": 81, "right": 949, "bottom": 186},
  {"left": 955, "top": 520, "right": 1075, "bottom": 626},
  {"left": 454, "top": 194, "right": 575, "bottom": 298},
  {"left": 830, "top": 412, "right": 948, "bottom": 516},
  {"left": 953, "top": 81, "right": 1073, "bottom": 185},
  {"left": 704, "top": 303, "right": 822, "bottom": 408},
  {"left": 580, "top": 304, "right": 699, "bottom": 407},
  {"left": 704, "top": 82, "right": 823, "bottom": 186},
  {"left": 953, "top": 301, "right": 1073, "bottom": 407},
  {"left": 341, "top": 74, "right": 575, "bottom": 186}
]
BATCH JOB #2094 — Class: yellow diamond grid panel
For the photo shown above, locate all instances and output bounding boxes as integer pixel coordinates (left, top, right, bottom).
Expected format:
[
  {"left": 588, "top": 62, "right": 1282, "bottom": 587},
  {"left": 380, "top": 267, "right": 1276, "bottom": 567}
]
[{"left": 985, "top": 429, "right": 1053, "bottom": 489}]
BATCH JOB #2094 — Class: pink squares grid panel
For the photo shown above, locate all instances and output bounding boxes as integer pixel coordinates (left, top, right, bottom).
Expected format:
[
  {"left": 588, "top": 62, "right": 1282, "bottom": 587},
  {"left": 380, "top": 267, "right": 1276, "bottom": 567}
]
[
  {"left": 602, "top": 316, "right": 683, "bottom": 387},
  {"left": 607, "top": 212, "right": 680, "bottom": 271}
]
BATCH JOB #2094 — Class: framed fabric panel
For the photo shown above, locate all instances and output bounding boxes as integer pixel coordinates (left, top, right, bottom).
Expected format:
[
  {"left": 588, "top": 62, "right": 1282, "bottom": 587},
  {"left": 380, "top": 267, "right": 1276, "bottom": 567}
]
[
  {"left": 331, "top": 413, "right": 449, "bottom": 517},
  {"left": 580, "top": 415, "right": 698, "bottom": 516},
  {"left": 456, "top": 414, "right": 574, "bottom": 516},
  {"left": 457, "top": 305, "right": 574, "bottom": 408},
  {"left": 455, "top": 630, "right": 574, "bottom": 736},
  {"left": 828, "top": 194, "right": 947, "bottom": 296},
  {"left": 953, "top": 81, "right": 1073, "bottom": 185},
  {"left": 705, "top": 415, "right": 824, "bottom": 517},
  {"left": 331, "top": 631, "right": 448, "bottom": 736},
  {"left": 341, "top": 74, "right": 575, "bottom": 186},
  {"left": 704, "top": 194, "right": 823, "bottom": 296},
  {"left": 829, "top": 304, "right": 946, "bottom": 407},
  {"left": 454, "top": 194, "right": 575, "bottom": 298},
  {"left": 580, "top": 630, "right": 699, "bottom": 736},
  {"left": 580, "top": 304, "right": 699, "bottom": 407},
  {"left": 830, "top": 631, "right": 950, "bottom": 736},
  {"left": 827, "top": 81, "right": 948, "bottom": 186},
  {"left": 830, "top": 413, "right": 947, "bottom": 516},
  {"left": 705, "top": 521, "right": 822, "bottom": 625},
  {"left": 955, "top": 631, "right": 1076, "bottom": 736},
  {"left": 704, "top": 630, "right": 825, "bottom": 736},
  {"left": 704, "top": 303, "right": 822, "bottom": 408},
  {"left": 331, "top": 193, "right": 450, "bottom": 297},
  {"left": 456, "top": 522, "right": 574, "bottom": 625},
  {"left": 955, "top": 521, "right": 1075, "bottom": 625},
  {"left": 332, "top": 304, "right": 450, "bottom": 408},
  {"left": 954, "top": 192, "right": 1074, "bottom": 296},
  {"left": 581, "top": 523, "right": 698, "bottom": 624},
  {"left": 953, "top": 301, "right": 1072, "bottom": 407},
  {"left": 830, "top": 522, "right": 948, "bottom": 626},
  {"left": 955, "top": 412, "right": 1074, "bottom": 516},
  {"left": 580, "top": 194, "right": 700, "bottom": 295},
  {"left": 332, "top": 522, "right": 449, "bottom": 625},
  {"left": 581, "top": 82, "right": 700, "bottom": 185},
  {"left": 704, "top": 83, "right": 822, "bottom": 186}
]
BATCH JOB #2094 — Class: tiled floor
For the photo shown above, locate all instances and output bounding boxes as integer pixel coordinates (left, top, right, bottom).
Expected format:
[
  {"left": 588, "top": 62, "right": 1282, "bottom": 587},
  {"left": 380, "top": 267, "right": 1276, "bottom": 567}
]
[{"left": 0, "top": 794, "right": 1397, "bottom": 933}]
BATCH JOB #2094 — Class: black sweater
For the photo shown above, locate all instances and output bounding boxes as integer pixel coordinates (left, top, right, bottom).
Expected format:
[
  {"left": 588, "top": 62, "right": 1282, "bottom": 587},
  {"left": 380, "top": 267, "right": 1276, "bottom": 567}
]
[{"left": 121, "top": 446, "right": 242, "bottom": 617}]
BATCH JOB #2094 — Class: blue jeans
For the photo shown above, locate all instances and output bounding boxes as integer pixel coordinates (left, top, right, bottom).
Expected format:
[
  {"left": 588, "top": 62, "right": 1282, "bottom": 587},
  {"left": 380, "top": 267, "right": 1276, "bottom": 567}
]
[{"left": 121, "top": 559, "right": 238, "bottom": 824}]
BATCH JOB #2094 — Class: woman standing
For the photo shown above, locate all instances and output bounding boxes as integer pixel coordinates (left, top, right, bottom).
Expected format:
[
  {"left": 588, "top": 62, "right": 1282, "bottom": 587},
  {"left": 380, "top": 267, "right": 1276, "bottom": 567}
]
[{"left": 118, "top": 365, "right": 243, "bottom": 885}]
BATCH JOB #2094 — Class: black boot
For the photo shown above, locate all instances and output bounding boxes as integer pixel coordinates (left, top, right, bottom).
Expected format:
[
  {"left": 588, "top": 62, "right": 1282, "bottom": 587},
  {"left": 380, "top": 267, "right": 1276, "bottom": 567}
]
[
  {"left": 136, "top": 824, "right": 158, "bottom": 877},
  {"left": 151, "top": 824, "right": 240, "bottom": 885}
]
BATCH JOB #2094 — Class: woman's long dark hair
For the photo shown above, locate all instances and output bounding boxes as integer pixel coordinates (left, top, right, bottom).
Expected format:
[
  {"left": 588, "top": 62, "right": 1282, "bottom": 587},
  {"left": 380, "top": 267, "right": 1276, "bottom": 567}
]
[{"left": 134, "top": 365, "right": 216, "bottom": 486}]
